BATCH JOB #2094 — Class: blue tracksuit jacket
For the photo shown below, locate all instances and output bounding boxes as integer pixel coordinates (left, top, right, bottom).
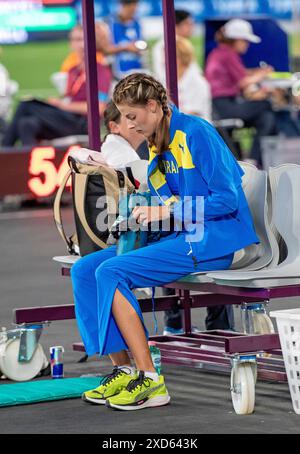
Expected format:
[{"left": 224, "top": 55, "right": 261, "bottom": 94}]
[{"left": 147, "top": 106, "right": 260, "bottom": 261}]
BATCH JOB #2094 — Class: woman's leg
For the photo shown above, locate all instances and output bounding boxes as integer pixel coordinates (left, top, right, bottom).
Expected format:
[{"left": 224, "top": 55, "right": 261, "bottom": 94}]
[
  {"left": 114, "top": 250, "right": 235, "bottom": 368},
  {"left": 73, "top": 249, "right": 144, "bottom": 407},
  {"left": 93, "top": 236, "right": 233, "bottom": 410},
  {"left": 71, "top": 246, "right": 126, "bottom": 359},
  {"left": 2, "top": 100, "right": 63, "bottom": 146},
  {"left": 249, "top": 109, "right": 277, "bottom": 163},
  {"left": 18, "top": 116, "right": 43, "bottom": 146},
  {"left": 2, "top": 99, "right": 87, "bottom": 146},
  {"left": 112, "top": 289, "right": 156, "bottom": 372},
  {"left": 2, "top": 100, "right": 34, "bottom": 146},
  {"left": 94, "top": 234, "right": 233, "bottom": 370},
  {"left": 213, "top": 98, "right": 277, "bottom": 164},
  {"left": 30, "top": 108, "right": 87, "bottom": 140}
]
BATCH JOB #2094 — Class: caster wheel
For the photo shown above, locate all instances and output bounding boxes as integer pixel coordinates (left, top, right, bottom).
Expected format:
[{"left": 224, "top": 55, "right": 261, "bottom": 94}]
[
  {"left": 231, "top": 363, "right": 255, "bottom": 415},
  {"left": 0, "top": 338, "right": 46, "bottom": 382}
]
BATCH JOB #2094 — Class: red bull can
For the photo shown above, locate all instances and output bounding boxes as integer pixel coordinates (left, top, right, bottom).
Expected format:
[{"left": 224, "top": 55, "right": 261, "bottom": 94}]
[{"left": 50, "top": 346, "right": 64, "bottom": 379}]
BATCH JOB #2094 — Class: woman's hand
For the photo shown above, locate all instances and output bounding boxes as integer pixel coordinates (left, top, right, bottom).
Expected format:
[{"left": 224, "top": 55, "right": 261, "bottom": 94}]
[
  {"left": 243, "top": 86, "right": 270, "bottom": 101},
  {"left": 47, "top": 98, "right": 62, "bottom": 108},
  {"left": 241, "top": 66, "right": 274, "bottom": 90},
  {"left": 47, "top": 97, "right": 67, "bottom": 109},
  {"left": 122, "top": 42, "right": 141, "bottom": 54},
  {"left": 132, "top": 205, "right": 170, "bottom": 225}
]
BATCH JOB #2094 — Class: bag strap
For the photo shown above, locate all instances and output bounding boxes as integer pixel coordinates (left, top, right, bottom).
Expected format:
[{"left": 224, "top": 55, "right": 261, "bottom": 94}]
[
  {"left": 74, "top": 173, "right": 107, "bottom": 249},
  {"left": 116, "top": 170, "right": 125, "bottom": 188},
  {"left": 53, "top": 169, "right": 76, "bottom": 253}
]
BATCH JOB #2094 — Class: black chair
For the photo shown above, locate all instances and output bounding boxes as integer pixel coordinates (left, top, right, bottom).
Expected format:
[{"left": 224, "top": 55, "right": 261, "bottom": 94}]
[{"left": 212, "top": 109, "right": 245, "bottom": 160}]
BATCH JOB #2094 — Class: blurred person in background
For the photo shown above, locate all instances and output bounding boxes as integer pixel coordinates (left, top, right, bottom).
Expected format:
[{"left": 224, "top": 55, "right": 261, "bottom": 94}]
[
  {"left": 108, "top": 0, "right": 145, "bottom": 80},
  {"left": 152, "top": 9, "right": 195, "bottom": 84},
  {"left": 60, "top": 21, "right": 142, "bottom": 76},
  {"left": 271, "top": 87, "right": 300, "bottom": 137},
  {"left": 60, "top": 21, "right": 111, "bottom": 74},
  {"left": 176, "top": 36, "right": 211, "bottom": 122},
  {"left": 0, "top": 48, "right": 18, "bottom": 140},
  {"left": 205, "top": 19, "right": 277, "bottom": 166},
  {"left": 52, "top": 21, "right": 112, "bottom": 96},
  {"left": 294, "top": 93, "right": 300, "bottom": 128},
  {"left": 101, "top": 100, "right": 148, "bottom": 168},
  {"left": 2, "top": 25, "right": 112, "bottom": 147}
]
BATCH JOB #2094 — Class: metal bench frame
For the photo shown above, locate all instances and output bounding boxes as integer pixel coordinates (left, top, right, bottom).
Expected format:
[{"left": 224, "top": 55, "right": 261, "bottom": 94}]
[{"left": 14, "top": 264, "right": 300, "bottom": 383}]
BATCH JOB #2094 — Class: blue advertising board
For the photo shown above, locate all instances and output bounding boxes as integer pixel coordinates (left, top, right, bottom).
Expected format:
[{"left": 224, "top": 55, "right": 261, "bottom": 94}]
[
  {"left": 1, "top": 0, "right": 299, "bottom": 44},
  {"left": 209, "top": 0, "right": 269, "bottom": 18},
  {"left": 74, "top": 0, "right": 300, "bottom": 21}
]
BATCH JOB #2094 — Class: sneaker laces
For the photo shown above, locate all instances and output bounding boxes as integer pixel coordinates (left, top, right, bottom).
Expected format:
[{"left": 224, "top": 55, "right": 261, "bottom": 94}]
[
  {"left": 102, "top": 366, "right": 127, "bottom": 387},
  {"left": 126, "top": 371, "right": 152, "bottom": 393}
]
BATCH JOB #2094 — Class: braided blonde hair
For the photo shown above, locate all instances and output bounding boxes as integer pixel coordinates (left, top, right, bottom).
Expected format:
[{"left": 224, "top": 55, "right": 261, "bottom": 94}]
[{"left": 113, "top": 73, "right": 170, "bottom": 155}]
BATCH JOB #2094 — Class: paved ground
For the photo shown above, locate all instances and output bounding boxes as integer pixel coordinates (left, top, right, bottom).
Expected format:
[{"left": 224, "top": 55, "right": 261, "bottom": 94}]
[{"left": 1, "top": 206, "right": 300, "bottom": 434}]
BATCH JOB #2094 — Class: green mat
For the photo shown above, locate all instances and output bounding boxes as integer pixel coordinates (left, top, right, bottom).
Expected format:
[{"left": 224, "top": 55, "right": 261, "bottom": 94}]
[{"left": 0, "top": 377, "right": 103, "bottom": 407}]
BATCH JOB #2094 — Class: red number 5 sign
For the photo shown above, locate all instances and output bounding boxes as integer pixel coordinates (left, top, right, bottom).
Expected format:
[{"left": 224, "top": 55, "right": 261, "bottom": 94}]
[{"left": 28, "top": 145, "right": 79, "bottom": 197}]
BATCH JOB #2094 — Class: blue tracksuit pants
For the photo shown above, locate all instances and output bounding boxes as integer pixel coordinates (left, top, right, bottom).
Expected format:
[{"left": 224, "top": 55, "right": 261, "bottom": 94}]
[{"left": 71, "top": 233, "right": 233, "bottom": 356}]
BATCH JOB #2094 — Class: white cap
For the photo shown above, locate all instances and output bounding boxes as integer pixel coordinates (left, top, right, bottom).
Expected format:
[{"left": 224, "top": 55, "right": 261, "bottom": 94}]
[{"left": 223, "top": 19, "right": 261, "bottom": 44}]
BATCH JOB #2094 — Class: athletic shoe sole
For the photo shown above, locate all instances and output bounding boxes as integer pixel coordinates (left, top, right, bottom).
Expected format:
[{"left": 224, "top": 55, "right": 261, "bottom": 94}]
[
  {"left": 106, "top": 394, "right": 171, "bottom": 411},
  {"left": 82, "top": 393, "right": 106, "bottom": 405}
]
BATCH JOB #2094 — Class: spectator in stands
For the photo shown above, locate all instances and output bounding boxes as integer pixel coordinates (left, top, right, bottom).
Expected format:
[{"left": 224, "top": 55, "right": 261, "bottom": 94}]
[
  {"left": 2, "top": 25, "right": 112, "bottom": 147},
  {"left": 53, "top": 21, "right": 141, "bottom": 96},
  {"left": 108, "top": 0, "right": 145, "bottom": 80},
  {"left": 102, "top": 100, "right": 148, "bottom": 168},
  {"left": 176, "top": 36, "right": 212, "bottom": 122},
  {"left": 205, "top": 19, "right": 277, "bottom": 166},
  {"left": 51, "top": 22, "right": 112, "bottom": 96},
  {"left": 0, "top": 52, "right": 18, "bottom": 140},
  {"left": 60, "top": 22, "right": 110, "bottom": 75},
  {"left": 295, "top": 93, "right": 300, "bottom": 127},
  {"left": 271, "top": 88, "right": 300, "bottom": 137},
  {"left": 60, "top": 21, "right": 141, "bottom": 74},
  {"left": 152, "top": 9, "right": 195, "bottom": 84}
]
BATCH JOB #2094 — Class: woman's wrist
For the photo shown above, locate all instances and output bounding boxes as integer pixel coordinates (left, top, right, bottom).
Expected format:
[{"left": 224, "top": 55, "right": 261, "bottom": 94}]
[{"left": 160, "top": 205, "right": 171, "bottom": 219}]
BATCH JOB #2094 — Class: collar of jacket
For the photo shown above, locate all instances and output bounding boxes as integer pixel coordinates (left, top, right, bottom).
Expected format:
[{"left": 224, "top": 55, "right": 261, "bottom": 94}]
[
  {"left": 147, "top": 105, "right": 195, "bottom": 206},
  {"left": 147, "top": 154, "right": 178, "bottom": 206},
  {"left": 147, "top": 105, "right": 177, "bottom": 206}
]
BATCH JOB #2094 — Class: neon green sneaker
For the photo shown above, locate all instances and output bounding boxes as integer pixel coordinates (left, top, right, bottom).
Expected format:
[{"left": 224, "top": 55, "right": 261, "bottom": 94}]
[
  {"left": 106, "top": 371, "right": 170, "bottom": 411},
  {"left": 82, "top": 366, "right": 137, "bottom": 405}
]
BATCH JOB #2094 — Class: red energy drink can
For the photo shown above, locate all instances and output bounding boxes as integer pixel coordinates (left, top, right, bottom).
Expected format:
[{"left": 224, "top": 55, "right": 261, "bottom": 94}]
[{"left": 50, "top": 346, "right": 64, "bottom": 378}]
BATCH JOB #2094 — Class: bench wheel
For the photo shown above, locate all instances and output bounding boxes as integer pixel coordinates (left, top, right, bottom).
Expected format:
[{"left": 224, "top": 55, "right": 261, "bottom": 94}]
[
  {"left": 252, "top": 312, "right": 275, "bottom": 335},
  {"left": 231, "top": 363, "right": 255, "bottom": 415},
  {"left": 0, "top": 338, "right": 48, "bottom": 382}
]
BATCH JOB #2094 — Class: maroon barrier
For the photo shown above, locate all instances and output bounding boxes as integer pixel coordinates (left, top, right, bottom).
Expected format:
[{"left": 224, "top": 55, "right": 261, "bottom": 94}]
[{"left": 0, "top": 145, "right": 83, "bottom": 197}]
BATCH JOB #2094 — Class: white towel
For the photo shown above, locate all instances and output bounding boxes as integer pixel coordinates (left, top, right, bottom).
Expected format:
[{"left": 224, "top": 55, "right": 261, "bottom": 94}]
[{"left": 69, "top": 147, "right": 108, "bottom": 166}]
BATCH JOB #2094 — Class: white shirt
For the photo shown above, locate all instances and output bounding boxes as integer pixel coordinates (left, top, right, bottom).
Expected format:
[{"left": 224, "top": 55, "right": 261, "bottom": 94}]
[
  {"left": 0, "top": 64, "right": 18, "bottom": 119},
  {"left": 178, "top": 63, "right": 212, "bottom": 122},
  {"left": 152, "top": 39, "right": 166, "bottom": 84},
  {"left": 152, "top": 40, "right": 212, "bottom": 122},
  {"left": 100, "top": 134, "right": 140, "bottom": 169}
]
